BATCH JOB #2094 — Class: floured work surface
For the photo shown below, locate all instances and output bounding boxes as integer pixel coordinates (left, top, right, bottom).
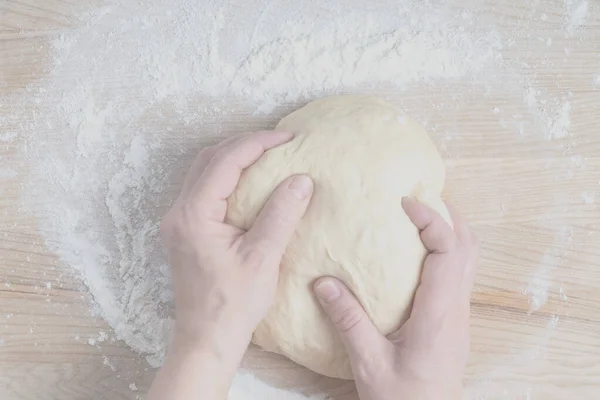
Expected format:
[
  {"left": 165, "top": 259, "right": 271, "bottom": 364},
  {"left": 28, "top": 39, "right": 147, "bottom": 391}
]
[{"left": 0, "top": 1, "right": 599, "bottom": 399}]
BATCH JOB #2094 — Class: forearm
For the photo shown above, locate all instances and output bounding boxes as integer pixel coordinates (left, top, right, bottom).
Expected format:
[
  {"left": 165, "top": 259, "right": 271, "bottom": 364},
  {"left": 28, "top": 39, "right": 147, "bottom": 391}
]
[{"left": 147, "top": 335, "right": 248, "bottom": 400}]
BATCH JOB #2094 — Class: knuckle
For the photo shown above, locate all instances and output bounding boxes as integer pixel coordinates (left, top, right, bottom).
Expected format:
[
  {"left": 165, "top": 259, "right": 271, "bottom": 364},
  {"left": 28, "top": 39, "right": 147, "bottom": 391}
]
[
  {"left": 181, "top": 202, "right": 199, "bottom": 223},
  {"left": 162, "top": 202, "right": 212, "bottom": 240},
  {"left": 239, "top": 245, "right": 268, "bottom": 271},
  {"left": 266, "top": 201, "right": 294, "bottom": 227},
  {"left": 184, "top": 195, "right": 214, "bottom": 223},
  {"left": 160, "top": 210, "right": 185, "bottom": 241},
  {"left": 211, "top": 147, "right": 235, "bottom": 166},
  {"left": 441, "top": 234, "right": 458, "bottom": 251},
  {"left": 332, "top": 306, "right": 363, "bottom": 333},
  {"left": 422, "top": 229, "right": 456, "bottom": 252}
]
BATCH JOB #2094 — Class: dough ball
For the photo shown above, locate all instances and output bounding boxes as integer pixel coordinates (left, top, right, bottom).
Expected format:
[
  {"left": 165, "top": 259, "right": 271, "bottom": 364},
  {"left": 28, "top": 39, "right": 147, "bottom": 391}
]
[{"left": 226, "top": 95, "right": 450, "bottom": 379}]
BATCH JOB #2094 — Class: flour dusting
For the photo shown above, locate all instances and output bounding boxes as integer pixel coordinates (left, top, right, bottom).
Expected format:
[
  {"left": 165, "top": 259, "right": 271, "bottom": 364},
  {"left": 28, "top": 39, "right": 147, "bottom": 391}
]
[
  {"left": 563, "top": 0, "right": 590, "bottom": 36},
  {"left": 1, "top": 0, "right": 590, "bottom": 398},
  {"left": 582, "top": 191, "right": 596, "bottom": 205},
  {"left": 523, "top": 87, "right": 572, "bottom": 140}
]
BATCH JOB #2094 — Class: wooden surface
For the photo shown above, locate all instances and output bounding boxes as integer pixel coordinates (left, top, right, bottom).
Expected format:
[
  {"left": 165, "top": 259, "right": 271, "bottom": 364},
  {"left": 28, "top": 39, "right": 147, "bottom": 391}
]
[{"left": 1, "top": 1, "right": 600, "bottom": 399}]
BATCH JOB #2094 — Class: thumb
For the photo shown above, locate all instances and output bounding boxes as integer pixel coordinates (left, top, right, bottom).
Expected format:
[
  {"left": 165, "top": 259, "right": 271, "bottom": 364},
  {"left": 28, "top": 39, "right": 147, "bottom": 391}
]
[
  {"left": 243, "top": 174, "right": 313, "bottom": 256},
  {"left": 314, "top": 277, "right": 385, "bottom": 363}
]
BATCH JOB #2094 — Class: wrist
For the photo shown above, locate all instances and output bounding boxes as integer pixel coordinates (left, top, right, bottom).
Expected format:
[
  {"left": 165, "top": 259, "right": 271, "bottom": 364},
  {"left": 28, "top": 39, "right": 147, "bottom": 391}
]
[
  {"left": 158, "top": 342, "right": 231, "bottom": 400},
  {"left": 171, "top": 327, "right": 252, "bottom": 373}
]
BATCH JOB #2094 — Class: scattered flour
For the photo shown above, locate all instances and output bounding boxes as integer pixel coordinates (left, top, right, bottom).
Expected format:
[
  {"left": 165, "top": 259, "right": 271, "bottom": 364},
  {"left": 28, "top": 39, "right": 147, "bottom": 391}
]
[
  {"left": 582, "top": 191, "right": 596, "bottom": 204},
  {"left": 559, "top": 287, "right": 569, "bottom": 302},
  {"left": 523, "top": 225, "right": 574, "bottom": 313},
  {"left": 563, "top": 0, "right": 590, "bottom": 36},
  {"left": 523, "top": 272, "right": 550, "bottom": 313},
  {"left": 547, "top": 315, "right": 560, "bottom": 329},
  {"left": 103, "top": 356, "right": 117, "bottom": 372},
  {"left": 523, "top": 87, "right": 572, "bottom": 140},
  {"left": 0, "top": 0, "right": 590, "bottom": 398},
  {"left": 0, "top": 133, "right": 17, "bottom": 142}
]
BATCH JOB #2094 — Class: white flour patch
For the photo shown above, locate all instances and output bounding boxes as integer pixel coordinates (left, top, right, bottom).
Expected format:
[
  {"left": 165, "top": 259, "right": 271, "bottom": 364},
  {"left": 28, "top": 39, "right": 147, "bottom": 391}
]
[
  {"left": 594, "top": 74, "right": 600, "bottom": 87},
  {"left": 523, "top": 226, "right": 574, "bottom": 313},
  {"left": 523, "top": 269, "right": 551, "bottom": 313},
  {"left": 563, "top": 0, "right": 590, "bottom": 36},
  {"left": 103, "top": 356, "right": 117, "bottom": 372},
  {"left": 0, "top": 169, "right": 17, "bottom": 181},
  {"left": 582, "top": 191, "right": 596, "bottom": 205},
  {"left": 0, "top": 132, "right": 17, "bottom": 142},
  {"left": 523, "top": 87, "right": 571, "bottom": 140}
]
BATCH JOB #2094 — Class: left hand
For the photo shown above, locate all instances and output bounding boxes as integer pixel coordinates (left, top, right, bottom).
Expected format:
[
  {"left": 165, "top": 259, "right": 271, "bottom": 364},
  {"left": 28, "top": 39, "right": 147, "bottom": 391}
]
[{"left": 159, "top": 131, "right": 313, "bottom": 382}]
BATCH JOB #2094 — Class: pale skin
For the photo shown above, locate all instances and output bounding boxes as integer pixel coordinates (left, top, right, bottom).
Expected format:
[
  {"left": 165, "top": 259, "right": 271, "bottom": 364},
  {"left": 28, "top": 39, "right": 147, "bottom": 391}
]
[{"left": 148, "top": 131, "right": 478, "bottom": 400}]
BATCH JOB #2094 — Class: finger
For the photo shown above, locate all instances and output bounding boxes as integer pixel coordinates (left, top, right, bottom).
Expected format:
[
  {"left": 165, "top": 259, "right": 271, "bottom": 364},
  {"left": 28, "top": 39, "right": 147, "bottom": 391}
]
[
  {"left": 411, "top": 253, "right": 457, "bottom": 313},
  {"left": 180, "top": 132, "right": 253, "bottom": 197},
  {"left": 242, "top": 174, "right": 313, "bottom": 257},
  {"left": 180, "top": 146, "right": 217, "bottom": 198},
  {"left": 402, "top": 197, "right": 456, "bottom": 253},
  {"left": 192, "top": 131, "right": 294, "bottom": 220},
  {"left": 314, "top": 277, "right": 386, "bottom": 364},
  {"left": 406, "top": 202, "right": 478, "bottom": 328},
  {"left": 411, "top": 252, "right": 473, "bottom": 324}
]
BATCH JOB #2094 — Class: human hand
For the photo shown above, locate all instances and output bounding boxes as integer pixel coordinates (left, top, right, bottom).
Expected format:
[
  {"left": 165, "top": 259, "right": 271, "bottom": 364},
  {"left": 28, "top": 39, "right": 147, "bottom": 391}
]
[
  {"left": 160, "top": 130, "right": 313, "bottom": 372},
  {"left": 313, "top": 198, "right": 478, "bottom": 400}
]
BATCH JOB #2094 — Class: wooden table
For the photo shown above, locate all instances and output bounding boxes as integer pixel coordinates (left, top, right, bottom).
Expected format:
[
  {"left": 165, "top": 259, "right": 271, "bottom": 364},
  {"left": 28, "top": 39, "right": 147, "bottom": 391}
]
[{"left": 1, "top": 1, "right": 599, "bottom": 399}]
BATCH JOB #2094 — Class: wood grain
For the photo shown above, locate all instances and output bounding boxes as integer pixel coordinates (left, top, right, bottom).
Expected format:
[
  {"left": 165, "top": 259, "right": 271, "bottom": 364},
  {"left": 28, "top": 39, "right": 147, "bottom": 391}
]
[{"left": 1, "top": 0, "right": 600, "bottom": 399}]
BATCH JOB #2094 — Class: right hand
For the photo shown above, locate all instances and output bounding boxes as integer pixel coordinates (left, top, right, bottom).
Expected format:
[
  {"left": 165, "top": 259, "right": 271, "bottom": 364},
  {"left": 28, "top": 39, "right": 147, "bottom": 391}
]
[{"left": 313, "top": 198, "right": 478, "bottom": 400}]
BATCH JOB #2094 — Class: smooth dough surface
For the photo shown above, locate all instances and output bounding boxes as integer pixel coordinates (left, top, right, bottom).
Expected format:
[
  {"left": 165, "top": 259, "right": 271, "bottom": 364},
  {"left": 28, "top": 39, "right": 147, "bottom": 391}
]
[{"left": 226, "top": 95, "right": 450, "bottom": 379}]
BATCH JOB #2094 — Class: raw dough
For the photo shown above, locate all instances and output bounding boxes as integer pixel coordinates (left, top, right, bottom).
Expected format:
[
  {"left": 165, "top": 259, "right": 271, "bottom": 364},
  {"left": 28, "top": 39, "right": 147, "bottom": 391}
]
[{"left": 227, "top": 95, "right": 450, "bottom": 379}]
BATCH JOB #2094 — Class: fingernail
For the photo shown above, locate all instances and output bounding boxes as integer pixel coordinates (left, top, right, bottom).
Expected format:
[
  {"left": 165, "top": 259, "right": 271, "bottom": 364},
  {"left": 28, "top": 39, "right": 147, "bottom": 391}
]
[
  {"left": 289, "top": 175, "right": 313, "bottom": 200},
  {"left": 315, "top": 280, "right": 340, "bottom": 303},
  {"left": 402, "top": 196, "right": 418, "bottom": 206}
]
